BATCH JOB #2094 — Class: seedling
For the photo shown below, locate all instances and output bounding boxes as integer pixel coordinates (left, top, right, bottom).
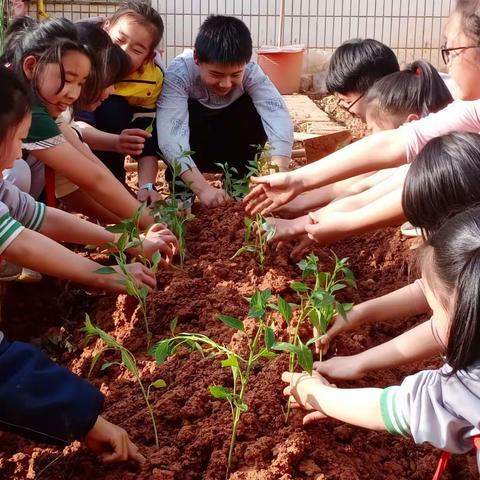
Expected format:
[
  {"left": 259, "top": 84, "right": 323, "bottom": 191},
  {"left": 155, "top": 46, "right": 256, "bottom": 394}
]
[
  {"left": 97, "top": 204, "right": 161, "bottom": 343},
  {"left": 246, "top": 143, "right": 279, "bottom": 177},
  {"left": 273, "top": 253, "right": 355, "bottom": 420},
  {"left": 232, "top": 214, "right": 276, "bottom": 267},
  {"left": 215, "top": 162, "right": 250, "bottom": 201},
  {"left": 152, "top": 154, "right": 195, "bottom": 266},
  {"left": 82, "top": 314, "right": 165, "bottom": 448},
  {"left": 150, "top": 289, "right": 276, "bottom": 479}
]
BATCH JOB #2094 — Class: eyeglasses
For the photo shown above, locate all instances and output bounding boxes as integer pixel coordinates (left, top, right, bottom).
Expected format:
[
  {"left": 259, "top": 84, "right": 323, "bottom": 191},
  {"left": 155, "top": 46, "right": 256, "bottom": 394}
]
[
  {"left": 337, "top": 91, "right": 366, "bottom": 114},
  {"left": 441, "top": 44, "right": 480, "bottom": 64}
]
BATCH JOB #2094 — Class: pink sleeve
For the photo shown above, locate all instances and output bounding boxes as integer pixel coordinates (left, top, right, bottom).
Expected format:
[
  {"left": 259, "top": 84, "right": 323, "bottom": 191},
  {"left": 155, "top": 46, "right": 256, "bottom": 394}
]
[{"left": 399, "top": 100, "right": 480, "bottom": 163}]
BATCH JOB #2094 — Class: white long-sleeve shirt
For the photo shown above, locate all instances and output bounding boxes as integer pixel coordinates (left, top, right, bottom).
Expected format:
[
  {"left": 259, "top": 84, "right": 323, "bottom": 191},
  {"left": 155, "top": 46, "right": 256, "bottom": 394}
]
[{"left": 156, "top": 49, "right": 294, "bottom": 173}]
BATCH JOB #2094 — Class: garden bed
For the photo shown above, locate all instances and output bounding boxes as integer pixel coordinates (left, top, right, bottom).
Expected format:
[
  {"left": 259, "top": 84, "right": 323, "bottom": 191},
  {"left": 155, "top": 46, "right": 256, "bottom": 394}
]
[{"left": 0, "top": 199, "right": 477, "bottom": 480}]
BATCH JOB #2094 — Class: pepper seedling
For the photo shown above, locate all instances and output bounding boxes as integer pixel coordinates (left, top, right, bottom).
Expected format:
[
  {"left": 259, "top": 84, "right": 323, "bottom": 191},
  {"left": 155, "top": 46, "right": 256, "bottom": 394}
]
[
  {"left": 215, "top": 162, "right": 250, "bottom": 201},
  {"left": 82, "top": 314, "right": 165, "bottom": 448},
  {"left": 150, "top": 289, "right": 276, "bottom": 479},
  {"left": 232, "top": 214, "right": 276, "bottom": 268}
]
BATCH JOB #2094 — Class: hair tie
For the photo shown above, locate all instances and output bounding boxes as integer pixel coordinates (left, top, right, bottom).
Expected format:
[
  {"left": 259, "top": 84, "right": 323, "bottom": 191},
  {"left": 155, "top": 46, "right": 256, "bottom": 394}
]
[{"left": 415, "top": 67, "right": 421, "bottom": 76}]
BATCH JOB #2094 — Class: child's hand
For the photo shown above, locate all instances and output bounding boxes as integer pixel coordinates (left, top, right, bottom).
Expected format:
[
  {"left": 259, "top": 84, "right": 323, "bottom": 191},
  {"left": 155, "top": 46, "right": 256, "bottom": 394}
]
[
  {"left": 244, "top": 172, "right": 303, "bottom": 216},
  {"left": 117, "top": 129, "right": 151, "bottom": 156},
  {"left": 266, "top": 216, "right": 310, "bottom": 244},
  {"left": 197, "top": 185, "right": 230, "bottom": 207},
  {"left": 137, "top": 188, "right": 161, "bottom": 206},
  {"left": 314, "top": 355, "right": 366, "bottom": 380},
  {"left": 290, "top": 234, "right": 315, "bottom": 260},
  {"left": 141, "top": 223, "right": 178, "bottom": 263},
  {"left": 305, "top": 211, "right": 348, "bottom": 244},
  {"left": 85, "top": 416, "right": 145, "bottom": 463},
  {"left": 282, "top": 371, "right": 332, "bottom": 411},
  {"left": 112, "top": 263, "right": 157, "bottom": 291}
]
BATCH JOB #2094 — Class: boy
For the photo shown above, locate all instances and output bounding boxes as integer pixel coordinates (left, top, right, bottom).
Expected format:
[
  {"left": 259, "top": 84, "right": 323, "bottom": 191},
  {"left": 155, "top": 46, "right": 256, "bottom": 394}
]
[
  {"left": 157, "top": 15, "right": 294, "bottom": 207},
  {"left": 325, "top": 38, "right": 400, "bottom": 122},
  {"left": 82, "top": 1, "right": 164, "bottom": 205}
]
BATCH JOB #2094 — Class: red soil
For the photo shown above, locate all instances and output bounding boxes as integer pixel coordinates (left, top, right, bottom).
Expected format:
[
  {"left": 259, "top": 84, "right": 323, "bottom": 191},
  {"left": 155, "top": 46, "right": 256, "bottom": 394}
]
[{"left": 0, "top": 201, "right": 476, "bottom": 480}]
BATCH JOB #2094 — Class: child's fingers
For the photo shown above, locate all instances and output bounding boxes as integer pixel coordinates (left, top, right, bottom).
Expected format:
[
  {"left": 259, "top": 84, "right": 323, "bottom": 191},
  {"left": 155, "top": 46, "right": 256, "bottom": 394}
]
[
  {"left": 303, "top": 411, "right": 327, "bottom": 426},
  {"left": 122, "top": 128, "right": 152, "bottom": 139},
  {"left": 127, "top": 440, "right": 146, "bottom": 463}
]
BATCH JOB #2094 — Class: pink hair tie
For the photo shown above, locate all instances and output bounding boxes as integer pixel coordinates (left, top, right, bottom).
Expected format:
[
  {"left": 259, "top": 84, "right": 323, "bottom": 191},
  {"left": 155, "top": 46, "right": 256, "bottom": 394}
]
[{"left": 415, "top": 67, "right": 421, "bottom": 76}]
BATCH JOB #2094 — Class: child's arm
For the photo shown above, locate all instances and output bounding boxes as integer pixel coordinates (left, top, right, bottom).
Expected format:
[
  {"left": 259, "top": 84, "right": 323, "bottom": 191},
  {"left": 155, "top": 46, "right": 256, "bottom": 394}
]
[
  {"left": 282, "top": 371, "right": 386, "bottom": 430},
  {"left": 0, "top": 335, "right": 144, "bottom": 463},
  {"left": 137, "top": 156, "right": 161, "bottom": 205},
  {"left": 314, "top": 320, "right": 441, "bottom": 380},
  {"left": 305, "top": 187, "right": 405, "bottom": 244},
  {"left": 32, "top": 143, "right": 153, "bottom": 229},
  {"left": 245, "top": 99, "right": 480, "bottom": 216},
  {"left": 317, "top": 280, "right": 429, "bottom": 353},
  {"left": 39, "top": 207, "right": 177, "bottom": 262}
]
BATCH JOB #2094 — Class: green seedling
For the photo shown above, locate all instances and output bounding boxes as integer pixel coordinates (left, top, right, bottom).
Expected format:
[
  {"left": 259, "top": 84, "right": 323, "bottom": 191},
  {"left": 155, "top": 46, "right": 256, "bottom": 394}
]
[
  {"left": 97, "top": 204, "right": 161, "bottom": 343},
  {"left": 82, "top": 314, "right": 165, "bottom": 448},
  {"left": 150, "top": 289, "right": 276, "bottom": 479},
  {"left": 214, "top": 162, "right": 250, "bottom": 201},
  {"left": 232, "top": 214, "right": 276, "bottom": 267},
  {"left": 246, "top": 143, "right": 279, "bottom": 178},
  {"left": 152, "top": 153, "right": 195, "bottom": 267},
  {"left": 273, "top": 253, "right": 355, "bottom": 420}
]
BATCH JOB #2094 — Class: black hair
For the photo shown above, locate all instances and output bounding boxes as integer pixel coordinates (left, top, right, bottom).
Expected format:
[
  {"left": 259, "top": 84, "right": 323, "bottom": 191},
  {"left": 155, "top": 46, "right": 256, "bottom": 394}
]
[
  {"left": 421, "top": 205, "right": 480, "bottom": 374},
  {"left": 75, "top": 22, "right": 131, "bottom": 108},
  {"left": 402, "top": 132, "right": 480, "bottom": 237},
  {"left": 0, "top": 66, "right": 32, "bottom": 156},
  {"left": 455, "top": 0, "right": 480, "bottom": 42},
  {"left": 365, "top": 60, "right": 453, "bottom": 128},
  {"left": 109, "top": 0, "right": 164, "bottom": 50},
  {"left": 194, "top": 15, "right": 252, "bottom": 65},
  {"left": 1, "top": 17, "right": 96, "bottom": 109},
  {"left": 326, "top": 38, "right": 399, "bottom": 95}
]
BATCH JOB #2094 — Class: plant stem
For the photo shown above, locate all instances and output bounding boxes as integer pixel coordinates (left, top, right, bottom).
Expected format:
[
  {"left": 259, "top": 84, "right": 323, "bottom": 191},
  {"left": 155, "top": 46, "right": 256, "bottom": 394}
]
[{"left": 137, "top": 375, "right": 159, "bottom": 448}]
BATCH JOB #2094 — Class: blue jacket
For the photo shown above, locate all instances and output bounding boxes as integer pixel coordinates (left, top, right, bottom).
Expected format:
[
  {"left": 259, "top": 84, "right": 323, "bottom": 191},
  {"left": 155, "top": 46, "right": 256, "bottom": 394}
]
[{"left": 0, "top": 334, "right": 104, "bottom": 445}]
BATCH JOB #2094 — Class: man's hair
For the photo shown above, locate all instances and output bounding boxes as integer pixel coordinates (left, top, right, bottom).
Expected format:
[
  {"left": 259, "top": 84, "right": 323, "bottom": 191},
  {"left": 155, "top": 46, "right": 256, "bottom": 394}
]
[
  {"left": 194, "top": 15, "right": 252, "bottom": 65},
  {"left": 109, "top": 0, "right": 164, "bottom": 50},
  {"left": 326, "top": 38, "right": 400, "bottom": 94}
]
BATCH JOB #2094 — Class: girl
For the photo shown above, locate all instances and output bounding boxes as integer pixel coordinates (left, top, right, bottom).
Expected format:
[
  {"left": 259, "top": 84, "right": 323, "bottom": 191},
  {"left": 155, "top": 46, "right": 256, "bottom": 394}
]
[
  {"left": 244, "top": 0, "right": 480, "bottom": 237},
  {"left": 314, "top": 132, "right": 480, "bottom": 379},
  {"left": 0, "top": 65, "right": 176, "bottom": 291},
  {"left": 266, "top": 61, "right": 452, "bottom": 253},
  {"left": 3, "top": 17, "right": 154, "bottom": 228},
  {"left": 283, "top": 205, "right": 480, "bottom": 473}
]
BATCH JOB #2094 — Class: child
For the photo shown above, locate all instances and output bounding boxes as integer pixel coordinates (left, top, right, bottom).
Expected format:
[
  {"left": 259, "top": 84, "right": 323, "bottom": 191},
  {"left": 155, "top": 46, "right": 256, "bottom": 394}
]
[
  {"left": 157, "top": 15, "right": 294, "bottom": 207},
  {"left": 3, "top": 17, "right": 155, "bottom": 228},
  {"left": 244, "top": 1, "right": 480, "bottom": 228},
  {"left": 80, "top": 1, "right": 164, "bottom": 204},
  {"left": 265, "top": 61, "right": 452, "bottom": 254},
  {"left": 282, "top": 205, "right": 480, "bottom": 471},
  {"left": 0, "top": 65, "right": 177, "bottom": 290},
  {"left": 325, "top": 38, "right": 399, "bottom": 122},
  {"left": 0, "top": 332, "right": 144, "bottom": 463},
  {"left": 314, "top": 132, "right": 480, "bottom": 378}
]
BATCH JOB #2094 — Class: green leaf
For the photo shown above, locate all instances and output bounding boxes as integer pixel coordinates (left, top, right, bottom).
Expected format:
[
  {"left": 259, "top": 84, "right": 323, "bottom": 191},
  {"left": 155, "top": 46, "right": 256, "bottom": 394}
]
[
  {"left": 121, "top": 350, "right": 138, "bottom": 376},
  {"left": 244, "top": 217, "right": 254, "bottom": 242},
  {"left": 277, "top": 296, "right": 292, "bottom": 324},
  {"left": 221, "top": 355, "right": 239, "bottom": 369},
  {"left": 231, "top": 245, "right": 256, "bottom": 259},
  {"left": 265, "top": 326, "right": 275, "bottom": 350},
  {"left": 330, "top": 283, "right": 346, "bottom": 293},
  {"left": 237, "top": 402, "right": 249, "bottom": 412},
  {"left": 209, "top": 385, "right": 232, "bottom": 400},
  {"left": 151, "top": 378, "right": 167, "bottom": 389},
  {"left": 95, "top": 266, "right": 117, "bottom": 275},
  {"left": 152, "top": 250, "right": 162, "bottom": 271},
  {"left": 272, "top": 342, "right": 300, "bottom": 354},
  {"left": 308, "top": 309, "right": 321, "bottom": 332},
  {"left": 152, "top": 340, "right": 171, "bottom": 364},
  {"left": 297, "top": 342, "right": 313, "bottom": 375},
  {"left": 100, "top": 361, "right": 114, "bottom": 371},
  {"left": 139, "top": 285, "right": 149, "bottom": 300},
  {"left": 219, "top": 314, "right": 245, "bottom": 331},
  {"left": 290, "top": 281, "right": 309, "bottom": 293},
  {"left": 258, "top": 348, "right": 276, "bottom": 360},
  {"left": 336, "top": 302, "right": 353, "bottom": 321},
  {"left": 306, "top": 334, "right": 325, "bottom": 346}
]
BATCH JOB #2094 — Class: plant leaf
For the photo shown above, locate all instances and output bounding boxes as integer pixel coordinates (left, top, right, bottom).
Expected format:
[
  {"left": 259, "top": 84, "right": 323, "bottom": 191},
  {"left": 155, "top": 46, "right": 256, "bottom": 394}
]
[
  {"left": 95, "top": 266, "right": 117, "bottom": 275},
  {"left": 120, "top": 350, "right": 138, "bottom": 376},
  {"left": 272, "top": 342, "right": 300, "bottom": 354},
  {"left": 152, "top": 339, "right": 171, "bottom": 364},
  {"left": 170, "top": 317, "right": 178, "bottom": 335},
  {"left": 221, "top": 355, "right": 239, "bottom": 369},
  {"left": 209, "top": 385, "right": 232, "bottom": 400},
  {"left": 219, "top": 314, "right": 245, "bottom": 331},
  {"left": 100, "top": 361, "right": 114, "bottom": 371},
  {"left": 330, "top": 283, "right": 346, "bottom": 293},
  {"left": 290, "top": 281, "right": 309, "bottom": 293},
  {"left": 151, "top": 378, "right": 167, "bottom": 389},
  {"left": 231, "top": 245, "right": 256, "bottom": 259},
  {"left": 297, "top": 342, "right": 313, "bottom": 375},
  {"left": 277, "top": 296, "right": 292, "bottom": 324},
  {"left": 265, "top": 326, "right": 275, "bottom": 350}
]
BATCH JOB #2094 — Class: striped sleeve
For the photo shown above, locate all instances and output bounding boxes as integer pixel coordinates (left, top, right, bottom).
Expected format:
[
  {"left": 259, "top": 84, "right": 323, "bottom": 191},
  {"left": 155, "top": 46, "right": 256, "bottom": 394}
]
[
  {"left": 380, "top": 386, "right": 411, "bottom": 437},
  {"left": 25, "top": 202, "right": 46, "bottom": 231},
  {"left": 0, "top": 213, "right": 24, "bottom": 254}
]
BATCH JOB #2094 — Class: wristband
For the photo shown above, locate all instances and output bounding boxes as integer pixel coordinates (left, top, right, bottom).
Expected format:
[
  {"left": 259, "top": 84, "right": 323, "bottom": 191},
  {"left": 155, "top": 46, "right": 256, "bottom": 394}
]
[{"left": 140, "top": 182, "right": 157, "bottom": 191}]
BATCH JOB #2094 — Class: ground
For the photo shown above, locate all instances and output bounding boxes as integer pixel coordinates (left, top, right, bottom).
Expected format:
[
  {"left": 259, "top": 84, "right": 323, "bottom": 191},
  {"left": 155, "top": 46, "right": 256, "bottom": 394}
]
[{"left": 0, "top": 98, "right": 477, "bottom": 479}]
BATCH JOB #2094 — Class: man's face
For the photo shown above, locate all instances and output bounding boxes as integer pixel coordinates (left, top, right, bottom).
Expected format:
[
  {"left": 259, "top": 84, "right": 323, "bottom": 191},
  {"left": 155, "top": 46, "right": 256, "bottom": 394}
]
[
  {"left": 336, "top": 91, "right": 368, "bottom": 122},
  {"left": 195, "top": 55, "right": 246, "bottom": 97}
]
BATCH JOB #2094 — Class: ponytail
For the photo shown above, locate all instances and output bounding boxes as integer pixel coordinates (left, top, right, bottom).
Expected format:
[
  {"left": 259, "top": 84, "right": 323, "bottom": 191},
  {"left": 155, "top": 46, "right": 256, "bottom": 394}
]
[{"left": 366, "top": 60, "right": 453, "bottom": 126}]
